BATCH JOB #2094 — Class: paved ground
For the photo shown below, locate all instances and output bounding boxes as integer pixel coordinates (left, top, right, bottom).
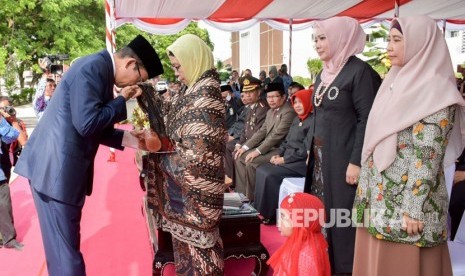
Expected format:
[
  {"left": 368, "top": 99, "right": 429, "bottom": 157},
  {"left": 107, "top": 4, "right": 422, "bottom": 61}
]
[{"left": 14, "top": 103, "right": 38, "bottom": 135}]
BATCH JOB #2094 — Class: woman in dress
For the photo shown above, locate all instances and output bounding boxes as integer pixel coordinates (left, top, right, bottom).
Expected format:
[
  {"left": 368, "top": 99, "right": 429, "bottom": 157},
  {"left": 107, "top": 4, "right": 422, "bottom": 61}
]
[
  {"left": 145, "top": 34, "right": 225, "bottom": 275},
  {"left": 254, "top": 89, "right": 313, "bottom": 224},
  {"left": 304, "top": 16, "right": 381, "bottom": 274},
  {"left": 353, "top": 15, "right": 465, "bottom": 276},
  {"left": 268, "top": 192, "right": 331, "bottom": 276}
]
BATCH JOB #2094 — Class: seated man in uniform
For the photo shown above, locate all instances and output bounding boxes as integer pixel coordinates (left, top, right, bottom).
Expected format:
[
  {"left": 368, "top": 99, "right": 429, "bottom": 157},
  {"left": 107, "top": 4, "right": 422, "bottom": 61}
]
[
  {"left": 234, "top": 82, "right": 296, "bottom": 201},
  {"left": 225, "top": 77, "right": 268, "bottom": 186}
]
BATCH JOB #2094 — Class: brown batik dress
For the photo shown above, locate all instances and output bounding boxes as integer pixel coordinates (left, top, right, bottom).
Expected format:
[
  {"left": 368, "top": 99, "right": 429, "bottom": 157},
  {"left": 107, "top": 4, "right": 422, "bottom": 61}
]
[{"left": 146, "top": 69, "right": 226, "bottom": 275}]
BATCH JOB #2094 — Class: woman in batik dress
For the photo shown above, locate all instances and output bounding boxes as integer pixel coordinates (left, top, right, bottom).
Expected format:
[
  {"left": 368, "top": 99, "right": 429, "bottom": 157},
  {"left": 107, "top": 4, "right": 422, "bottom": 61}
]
[
  {"left": 145, "top": 34, "right": 225, "bottom": 275},
  {"left": 353, "top": 16, "right": 465, "bottom": 276}
]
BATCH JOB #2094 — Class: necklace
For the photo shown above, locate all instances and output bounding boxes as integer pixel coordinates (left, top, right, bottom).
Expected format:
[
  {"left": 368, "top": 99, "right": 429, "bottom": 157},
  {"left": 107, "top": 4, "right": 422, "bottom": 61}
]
[{"left": 314, "top": 59, "right": 348, "bottom": 107}]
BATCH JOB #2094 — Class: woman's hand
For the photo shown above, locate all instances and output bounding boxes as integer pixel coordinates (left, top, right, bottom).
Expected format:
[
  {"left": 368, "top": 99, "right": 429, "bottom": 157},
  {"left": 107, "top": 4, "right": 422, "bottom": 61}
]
[
  {"left": 402, "top": 213, "right": 424, "bottom": 236},
  {"left": 270, "top": 155, "right": 284, "bottom": 165},
  {"left": 346, "top": 163, "right": 360, "bottom": 185},
  {"left": 120, "top": 85, "right": 142, "bottom": 101},
  {"left": 454, "top": 170, "right": 465, "bottom": 185}
]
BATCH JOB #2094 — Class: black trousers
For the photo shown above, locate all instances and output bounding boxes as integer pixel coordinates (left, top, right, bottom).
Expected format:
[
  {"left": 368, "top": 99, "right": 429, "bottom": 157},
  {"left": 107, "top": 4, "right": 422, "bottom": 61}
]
[
  {"left": 0, "top": 180, "right": 16, "bottom": 246},
  {"left": 450, "top": 180, "right": 465, "bottom": 241}
]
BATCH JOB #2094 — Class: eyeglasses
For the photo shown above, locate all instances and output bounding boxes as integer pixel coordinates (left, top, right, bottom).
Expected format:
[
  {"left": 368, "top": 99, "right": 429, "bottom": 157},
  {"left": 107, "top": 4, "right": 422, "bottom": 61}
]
[
  {"left": 136, "top": 63, "right": 143, "bottom": 83},
  {"left": 171, "top": 64, "right": 181, "bottom": 72}
]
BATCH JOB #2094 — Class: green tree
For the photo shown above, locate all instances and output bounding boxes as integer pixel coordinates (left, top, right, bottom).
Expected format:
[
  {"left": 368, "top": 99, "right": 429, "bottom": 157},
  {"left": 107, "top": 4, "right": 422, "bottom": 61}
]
[
  {"left": 306, "top": 58, "right": 323, "bottom": 84},
  {"left": 0, "top": 0, "right": 105, "bottom": 91},
  {"left": 362, "top": 25, "right": 390, "bottom": 78},
  {"left": 114, "top": 22, "right": 213, "bottom": 82},
  {"left": 292, "top": 76, "right": 312, "bottom": 88},
  {"left": 216, "top": 60, "right": 224, "bottom": 71}
]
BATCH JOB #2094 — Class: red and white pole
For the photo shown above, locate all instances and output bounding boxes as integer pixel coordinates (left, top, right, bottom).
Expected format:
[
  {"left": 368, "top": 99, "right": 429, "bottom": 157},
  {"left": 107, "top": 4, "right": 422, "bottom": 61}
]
[{"left": 105, "top": 0, "right": 117, "bottom": 162}]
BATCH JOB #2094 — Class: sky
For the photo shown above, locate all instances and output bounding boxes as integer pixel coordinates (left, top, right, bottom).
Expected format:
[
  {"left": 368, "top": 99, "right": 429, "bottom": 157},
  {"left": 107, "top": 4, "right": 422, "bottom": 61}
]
[{"left": 198, "top": 22, "right": 232, "bottom": 62}]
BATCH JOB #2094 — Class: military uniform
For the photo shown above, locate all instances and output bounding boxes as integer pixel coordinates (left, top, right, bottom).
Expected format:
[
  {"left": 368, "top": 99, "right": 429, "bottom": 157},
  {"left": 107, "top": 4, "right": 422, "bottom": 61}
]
[{"left": 224, "top": 77, "right": 268, "bottom": 180}]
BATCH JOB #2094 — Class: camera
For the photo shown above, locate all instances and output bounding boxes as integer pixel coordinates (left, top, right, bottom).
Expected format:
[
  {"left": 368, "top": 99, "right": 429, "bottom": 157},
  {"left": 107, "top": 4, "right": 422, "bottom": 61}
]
[
  {"left": 41, "top": 54, "right": 69, "bottom": 74},
  {"left": 0, "top": 106, "right": 16, "bottom": 117}
]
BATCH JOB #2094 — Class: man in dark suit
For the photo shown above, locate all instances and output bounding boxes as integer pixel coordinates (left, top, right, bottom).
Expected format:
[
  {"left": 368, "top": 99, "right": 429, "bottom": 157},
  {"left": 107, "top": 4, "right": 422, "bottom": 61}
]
[
  {"left": 14, "top": 35, "right": 163, "bottom": 275},
  {"left": 221, "top": 84, "right": 244, "bottom": 132},
  {"left": 234, "top": 82, "right": 296, "bottom": 201}
]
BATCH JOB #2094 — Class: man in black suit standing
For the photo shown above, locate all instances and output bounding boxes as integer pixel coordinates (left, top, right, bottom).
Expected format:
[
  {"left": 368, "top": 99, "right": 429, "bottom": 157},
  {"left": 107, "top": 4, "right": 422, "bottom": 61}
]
[{"left": 15, "top": 35, "right": 163, "bottom": 275}]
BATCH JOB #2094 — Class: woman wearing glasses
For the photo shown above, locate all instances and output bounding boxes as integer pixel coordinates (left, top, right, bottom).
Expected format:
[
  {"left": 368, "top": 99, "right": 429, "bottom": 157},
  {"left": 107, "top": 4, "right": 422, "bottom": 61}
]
[{"left": 145, "top": 34, "right": 225, "bottom": 275}]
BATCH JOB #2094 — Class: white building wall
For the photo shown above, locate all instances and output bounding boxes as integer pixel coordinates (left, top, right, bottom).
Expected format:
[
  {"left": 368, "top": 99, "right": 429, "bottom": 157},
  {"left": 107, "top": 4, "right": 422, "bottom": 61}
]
[
  {"left": 238, "top": 25, "right": 260, "bottom": 76},
  {"left": 282, "top": 28, "right": 318, "bottom": 78},
  {"left": 232, "top": 25, "right": 465, "bottom": 81},
  {"left": 445, "top": 30, "right": 465, "bottom": 73}
]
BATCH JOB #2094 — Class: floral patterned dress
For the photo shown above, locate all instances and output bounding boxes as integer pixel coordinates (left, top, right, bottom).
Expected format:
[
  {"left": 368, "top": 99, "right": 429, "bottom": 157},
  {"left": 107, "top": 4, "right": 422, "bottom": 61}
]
[{"left": 354, "top": 106, "right": 455, "bottom": 247}]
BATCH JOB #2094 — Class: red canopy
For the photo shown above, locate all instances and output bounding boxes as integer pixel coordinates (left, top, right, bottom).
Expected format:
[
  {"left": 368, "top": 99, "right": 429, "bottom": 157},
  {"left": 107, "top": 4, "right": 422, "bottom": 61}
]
[{"left": 108, "top": 0, "right": 465, "bottom": 35}]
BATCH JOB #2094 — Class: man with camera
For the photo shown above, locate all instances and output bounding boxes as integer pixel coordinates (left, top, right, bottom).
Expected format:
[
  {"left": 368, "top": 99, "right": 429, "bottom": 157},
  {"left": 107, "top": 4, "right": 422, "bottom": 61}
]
[
  {"left": 0, "top": 96, "right": 28, "bottom": 251},
  {"left": 33, "top": 77, "right": 56, "bottom": 120},
  {"left": 33, "top": 59, "right": 57, "bottom": 120},
  {"left": 14, "top": 35, "right": 163, "bottom": 276}
]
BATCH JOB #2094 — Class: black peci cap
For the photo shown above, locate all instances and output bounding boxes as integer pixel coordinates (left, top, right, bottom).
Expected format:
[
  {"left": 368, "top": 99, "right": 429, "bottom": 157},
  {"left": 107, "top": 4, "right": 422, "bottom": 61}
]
[
  {"left": 265, "top": 82, "right": 285, "bottom": 94},
  {"left": 127, "top": 35, "right": 164, "bottom": 79},
  {"left": 221, "top": 84, "right": 233, "bottom": 92}
]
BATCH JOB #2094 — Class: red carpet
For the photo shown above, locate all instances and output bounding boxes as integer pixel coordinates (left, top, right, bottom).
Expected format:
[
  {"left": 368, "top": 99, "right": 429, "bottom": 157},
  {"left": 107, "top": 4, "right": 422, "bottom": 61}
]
[{"left": 1, "top": 145, "right": 285, "bottom": 275}]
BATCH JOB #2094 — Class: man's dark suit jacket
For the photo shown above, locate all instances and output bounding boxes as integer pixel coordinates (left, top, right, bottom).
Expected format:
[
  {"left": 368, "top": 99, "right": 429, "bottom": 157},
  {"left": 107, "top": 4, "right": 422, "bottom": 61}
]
[{"left": 15, "top": 50, "right": 127, "bottom": 206}]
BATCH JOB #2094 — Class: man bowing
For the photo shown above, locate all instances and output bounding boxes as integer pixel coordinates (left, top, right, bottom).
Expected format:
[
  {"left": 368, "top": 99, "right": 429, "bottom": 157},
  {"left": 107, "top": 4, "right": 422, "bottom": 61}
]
[{"left": 14, "top": 35, "right": 163, "bottom": 276}]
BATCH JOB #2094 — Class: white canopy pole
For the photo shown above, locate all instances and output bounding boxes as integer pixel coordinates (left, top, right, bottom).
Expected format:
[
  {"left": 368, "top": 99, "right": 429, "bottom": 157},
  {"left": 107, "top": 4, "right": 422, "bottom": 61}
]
[
  {"left": 289, "top": 19, "right": 293, "bottom": 76},
  {"left": 105, "top": 0, "right": 116, "bottom": 53}
]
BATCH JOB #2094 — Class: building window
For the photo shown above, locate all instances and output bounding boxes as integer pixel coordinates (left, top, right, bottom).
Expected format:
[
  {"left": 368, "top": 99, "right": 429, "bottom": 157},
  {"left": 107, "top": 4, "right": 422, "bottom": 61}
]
[{"left": 462, "top": 31, "right": 465, "bottom": 53}]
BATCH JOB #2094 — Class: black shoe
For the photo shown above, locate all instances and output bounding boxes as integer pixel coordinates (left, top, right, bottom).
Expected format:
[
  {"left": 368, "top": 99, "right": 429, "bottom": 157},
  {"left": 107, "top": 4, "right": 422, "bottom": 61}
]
[
  {"left": 262, "top": 218, "right": 276, "bottom": 225},
  {"left": 4, "top": 240, "right": 24, "bottom": 251}
]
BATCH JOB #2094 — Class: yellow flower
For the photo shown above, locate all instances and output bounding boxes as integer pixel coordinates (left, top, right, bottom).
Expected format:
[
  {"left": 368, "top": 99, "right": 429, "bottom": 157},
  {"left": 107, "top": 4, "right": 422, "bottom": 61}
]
[
  {"left": 415, "top": 242, "right": 423, "bottom": 247},
  {"left": 357, "top": 187, "right": 362, "bottom": 196},
  {"left": 416, "top": 180, "right": 422, "bottom": 187},
  {"left": 416, "top": 160, "right": 422, "bottom": 168},
  {"left": 376, "top": 234, "right": 384, "bottom": 240},
  {"left": 440, "top": 119, "right": 449, "bottom": 128},
  {"left": 402, "top": 175, "right": 408, "bottom": 182},
  {"left": 413, "top": 123, "right": 424, "bottom": 135},
  {"left": 413, "top": 188, "right": 419, "bottom": 195},
  {"left": 377, "top": 183, "right": 383, "bottom": 191}
]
